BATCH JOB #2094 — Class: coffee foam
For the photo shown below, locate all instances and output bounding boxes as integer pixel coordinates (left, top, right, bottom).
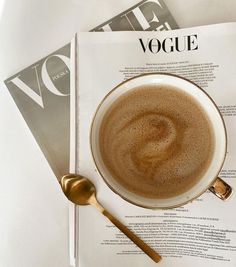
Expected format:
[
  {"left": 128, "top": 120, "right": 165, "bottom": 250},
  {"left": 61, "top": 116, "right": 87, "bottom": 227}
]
[{"left": 99, "top": 85, "right": 215, "bottom": 199}]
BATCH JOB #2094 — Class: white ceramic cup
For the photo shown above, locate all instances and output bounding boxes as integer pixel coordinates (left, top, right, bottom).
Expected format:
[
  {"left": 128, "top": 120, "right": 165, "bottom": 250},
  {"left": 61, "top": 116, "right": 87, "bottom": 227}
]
[{"left": 90, "top": 73, "right": 232, "bottom": 209}]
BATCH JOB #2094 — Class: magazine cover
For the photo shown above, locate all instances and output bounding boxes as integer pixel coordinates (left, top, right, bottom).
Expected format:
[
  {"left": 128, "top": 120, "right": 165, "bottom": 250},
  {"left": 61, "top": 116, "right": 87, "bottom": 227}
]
[
  {"left": 4, "top": 0, "right": 178, "bottom": 179},
  {"left": 5, "top": 44, "right": 71, "bottom": 178},
  {"left": 4, "top": 1, "right": 178, "bottom": 265}
]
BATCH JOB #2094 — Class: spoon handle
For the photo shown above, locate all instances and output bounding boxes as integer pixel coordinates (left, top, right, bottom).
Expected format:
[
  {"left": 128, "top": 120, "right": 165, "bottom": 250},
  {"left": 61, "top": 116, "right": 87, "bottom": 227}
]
[{"left": 92, "top": 200, "right": 162, "bottom": 263}]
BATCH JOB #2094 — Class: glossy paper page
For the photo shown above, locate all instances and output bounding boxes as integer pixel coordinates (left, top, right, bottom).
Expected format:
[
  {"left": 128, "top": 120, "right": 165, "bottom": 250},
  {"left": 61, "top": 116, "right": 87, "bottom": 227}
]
[{"left": 74, "top": 23, "right": 236, "bottom": 267}]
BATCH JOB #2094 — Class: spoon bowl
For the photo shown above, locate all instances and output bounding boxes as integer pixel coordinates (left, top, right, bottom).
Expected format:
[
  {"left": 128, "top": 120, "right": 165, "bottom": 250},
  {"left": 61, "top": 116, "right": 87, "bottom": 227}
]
[{"left": 60, "top": 174, "right": 96, "bottom": 205}]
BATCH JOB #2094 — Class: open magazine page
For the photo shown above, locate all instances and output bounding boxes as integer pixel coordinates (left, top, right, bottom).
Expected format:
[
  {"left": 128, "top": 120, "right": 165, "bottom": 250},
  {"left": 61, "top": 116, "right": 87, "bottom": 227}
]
[{"left": 74, "top": 23, "right": 236, "bottom": 267}]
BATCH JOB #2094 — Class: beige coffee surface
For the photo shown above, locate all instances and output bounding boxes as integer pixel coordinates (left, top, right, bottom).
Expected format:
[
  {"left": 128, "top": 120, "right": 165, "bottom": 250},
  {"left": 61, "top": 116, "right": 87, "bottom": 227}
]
[{"left": 99, "top": 85, "right": 215, "bottom": 199}]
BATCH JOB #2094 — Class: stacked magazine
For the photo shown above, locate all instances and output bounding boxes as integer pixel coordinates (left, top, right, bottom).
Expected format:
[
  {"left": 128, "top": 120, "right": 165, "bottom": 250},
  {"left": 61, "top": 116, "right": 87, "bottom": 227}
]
[{"left": 4, "top": 1, "right": 236, "bottom": 267}]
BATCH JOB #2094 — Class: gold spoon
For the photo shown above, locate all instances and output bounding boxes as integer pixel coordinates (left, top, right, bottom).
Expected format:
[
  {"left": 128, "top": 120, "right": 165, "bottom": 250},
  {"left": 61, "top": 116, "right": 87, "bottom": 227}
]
[{"left": 60, "top": 173, "right": 162, "bottom": 263}]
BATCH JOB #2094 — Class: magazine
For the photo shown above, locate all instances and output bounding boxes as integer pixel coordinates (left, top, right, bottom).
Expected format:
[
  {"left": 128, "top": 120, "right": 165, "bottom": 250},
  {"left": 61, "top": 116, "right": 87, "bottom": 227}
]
[
  {"left": 71, "top": 23, "right": 236, "bottom": 267},
  {"left": 4, "top": 44, "right": 71, "bottom": 178},
  {"left": 4, "top": 1, "right": 178, "bottom": 265},
  {"left": 4, "top": 0, "right": 178, "bottom": 180}
]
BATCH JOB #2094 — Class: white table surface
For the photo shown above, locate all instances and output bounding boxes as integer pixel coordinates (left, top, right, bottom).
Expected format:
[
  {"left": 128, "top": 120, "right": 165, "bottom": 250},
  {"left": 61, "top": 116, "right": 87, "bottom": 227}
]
[{"left": 0, "top": 1, "right": 236, "bottom": 267}]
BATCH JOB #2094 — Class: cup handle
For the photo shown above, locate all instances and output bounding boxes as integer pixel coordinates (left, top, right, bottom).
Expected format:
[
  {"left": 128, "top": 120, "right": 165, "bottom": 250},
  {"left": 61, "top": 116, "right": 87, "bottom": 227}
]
[{"left": 209, "top": 177, "right": 233, "bottom": 200}]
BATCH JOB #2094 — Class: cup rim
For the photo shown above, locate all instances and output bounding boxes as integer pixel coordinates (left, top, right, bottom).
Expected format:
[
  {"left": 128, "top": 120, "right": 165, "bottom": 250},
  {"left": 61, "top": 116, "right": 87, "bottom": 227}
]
[{"left": 90, "top": 72, "right": 227, "bottom": 209}]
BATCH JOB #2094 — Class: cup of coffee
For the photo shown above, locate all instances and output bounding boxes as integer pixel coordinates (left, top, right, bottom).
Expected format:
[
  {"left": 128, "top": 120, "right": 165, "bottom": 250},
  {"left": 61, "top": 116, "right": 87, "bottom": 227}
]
[{"left": 90, "top": 73, "right": 232, "bottom": 209}]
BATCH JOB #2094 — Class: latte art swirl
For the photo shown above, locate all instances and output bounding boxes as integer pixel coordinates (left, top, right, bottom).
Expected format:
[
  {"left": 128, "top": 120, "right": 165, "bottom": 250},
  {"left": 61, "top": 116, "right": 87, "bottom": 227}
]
[
  {"left": 115, "top": 113, "right": 178, "bottom": 175},
  {"left": 99, "top": 85, "right": 214, "bottom": 199}
]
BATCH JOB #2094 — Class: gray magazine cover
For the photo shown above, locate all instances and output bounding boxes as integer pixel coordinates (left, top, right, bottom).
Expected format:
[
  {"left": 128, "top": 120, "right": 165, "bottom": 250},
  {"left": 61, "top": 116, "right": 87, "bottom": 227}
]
[
  {"left": 4, "top": 0, "right": 178, "bottom": 179},
  {"left": 5, "top": 44, "right": 71, "bottom": 178},
  {"left": 91, "top": 0, "right": 178, "bottom": 31},
  {"left": 4, "top": 1, "right": 178, "bottom": 265}
]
